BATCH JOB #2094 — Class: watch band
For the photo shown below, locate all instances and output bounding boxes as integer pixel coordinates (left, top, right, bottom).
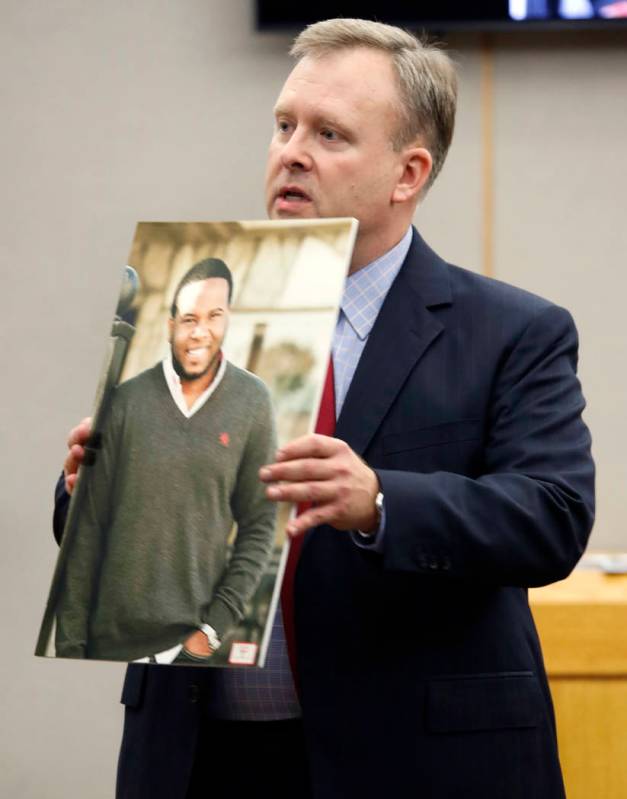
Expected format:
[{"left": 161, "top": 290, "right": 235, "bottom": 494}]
[{"left": 199, "top": 623, "right": 221, "bottom": 651}]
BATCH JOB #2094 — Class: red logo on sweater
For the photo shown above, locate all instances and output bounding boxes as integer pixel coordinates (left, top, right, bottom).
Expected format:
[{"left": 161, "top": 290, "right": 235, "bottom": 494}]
[{"left": 219, "top": 432, "right": 230, "bottom": 447}]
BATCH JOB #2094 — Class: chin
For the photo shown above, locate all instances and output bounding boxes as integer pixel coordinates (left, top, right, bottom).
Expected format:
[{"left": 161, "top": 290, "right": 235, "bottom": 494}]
[
  {"left": 268, "top": 201, "right": 319, "bottom": 220},
  {"left": 176, "top": 361, "right": 212, "bottom": 382},
  {"left": 188, "top": 367, "right": 208, "bottom": 378}
]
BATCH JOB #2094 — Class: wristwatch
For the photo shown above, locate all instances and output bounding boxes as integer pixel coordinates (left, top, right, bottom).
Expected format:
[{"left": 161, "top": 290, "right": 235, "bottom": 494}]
[
  {"left": 199, "top": 624, "right": 221, "bottom": 651},
  {"left": 357, "top": 490, "right": 384, "bottom": 538}
]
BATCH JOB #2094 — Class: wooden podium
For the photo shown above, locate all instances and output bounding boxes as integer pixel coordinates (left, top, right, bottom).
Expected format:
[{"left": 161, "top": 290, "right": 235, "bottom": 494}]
[{"left": 530, "top": 563, "right": 627, "bottom": 799}]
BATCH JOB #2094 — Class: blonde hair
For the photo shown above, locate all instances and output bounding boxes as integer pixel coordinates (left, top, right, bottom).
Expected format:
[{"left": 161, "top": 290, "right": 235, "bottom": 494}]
[{"left": 291, "top": 18, "right": 458, "bottom": 189}]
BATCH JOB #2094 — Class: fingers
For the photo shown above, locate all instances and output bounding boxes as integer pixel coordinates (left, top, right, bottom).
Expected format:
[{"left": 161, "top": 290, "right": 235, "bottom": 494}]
[
  {"left": 67, "top": 417, "right": 92, "bottom": 448},
  {"left": 259, "top": 435, "right": 347, "bottom": 484},
  {"left": 63, "top": 417, "right": 93, "bottom": 495},
  {"left": 65, "top": 472, "right": 79, "bottom": 494},
  {"left": 260, "top": 432, "right": 379, "bottom": 534},
  {"left": 259, "top": 435, "right": 345, "bottom": 505},
  {"left": 260, "top": 456, "right": 334, "bottom": 484},
  {"left": 265, "top": 478, "right": 338, "bottom": 505},
  {"left": 274, "top": 433, "right": 340, "bottom": 462},
  {"left": 63, "top": 445, "right": 84, "bottom": 494},
  {"left": 286, "top": 503, "right": 337, "bottom": 537}
]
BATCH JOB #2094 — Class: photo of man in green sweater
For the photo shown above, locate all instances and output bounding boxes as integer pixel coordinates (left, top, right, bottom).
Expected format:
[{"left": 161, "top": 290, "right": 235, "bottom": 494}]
[{"left": 53, "top": 257, "right": 278, "bottom": 664}]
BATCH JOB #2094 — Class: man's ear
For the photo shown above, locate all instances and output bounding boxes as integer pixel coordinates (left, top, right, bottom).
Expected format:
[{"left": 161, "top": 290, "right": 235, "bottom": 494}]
[
  {"left": 167, "top": 316, "right": 174, "bottom": 342},
  {"left": 392, "top": 147, "right": 433, "bottom": 204}
]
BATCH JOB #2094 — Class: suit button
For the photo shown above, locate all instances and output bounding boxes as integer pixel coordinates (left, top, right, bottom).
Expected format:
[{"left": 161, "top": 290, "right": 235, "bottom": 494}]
[{"left": 188, "top": 684, "right": 200, "bottom": 704}]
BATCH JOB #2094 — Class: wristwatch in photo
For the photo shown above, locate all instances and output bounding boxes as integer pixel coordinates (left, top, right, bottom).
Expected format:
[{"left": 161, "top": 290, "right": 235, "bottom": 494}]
[{"left": 199, "top": 624, "right": 221, "bottom": 651}]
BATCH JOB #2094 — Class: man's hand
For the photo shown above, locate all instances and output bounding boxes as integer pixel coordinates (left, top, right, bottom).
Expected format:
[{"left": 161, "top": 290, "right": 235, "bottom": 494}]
[
  {"left": 63, "top": 417, "right": 92, "bottom": 494},
  {"left": 183, "top": 630, "right": 214, "bottom": 657},
  {"left": 259, "top": 434, "right": 379, "bottom": 536}
]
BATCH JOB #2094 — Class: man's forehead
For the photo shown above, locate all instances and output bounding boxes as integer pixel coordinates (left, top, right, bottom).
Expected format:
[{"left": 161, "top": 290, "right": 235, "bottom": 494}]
[
  {"left": 177, "top": 278, "right": 229, "bottom": 309},
  {"left": 276, "top": 48, "right": 399, "bottom": 114}
]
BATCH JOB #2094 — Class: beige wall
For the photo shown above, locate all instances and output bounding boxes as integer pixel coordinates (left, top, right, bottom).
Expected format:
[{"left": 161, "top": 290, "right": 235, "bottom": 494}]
[
  {"left": 491, "top": 33, "right": 627, "bottom": 554},
  {"left": 2, "top": 3, "right": 625, "bottom": 796}
]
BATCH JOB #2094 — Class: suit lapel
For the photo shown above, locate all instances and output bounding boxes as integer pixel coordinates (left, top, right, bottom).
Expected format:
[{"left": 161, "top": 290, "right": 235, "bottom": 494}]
[{"left": 335, "top": 229, "right": 452, "bottom": 456}]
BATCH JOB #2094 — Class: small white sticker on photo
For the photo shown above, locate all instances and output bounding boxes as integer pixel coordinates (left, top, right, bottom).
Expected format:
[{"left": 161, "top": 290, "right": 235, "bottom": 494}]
[{"left": 228, "top": 642, "right": 258, "bottom": 666}]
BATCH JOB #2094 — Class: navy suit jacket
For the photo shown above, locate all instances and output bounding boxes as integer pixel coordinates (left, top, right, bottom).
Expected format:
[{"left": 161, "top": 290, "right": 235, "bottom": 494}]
[{"left": 54, "top": 229, "right": 594, "bottom": 799}]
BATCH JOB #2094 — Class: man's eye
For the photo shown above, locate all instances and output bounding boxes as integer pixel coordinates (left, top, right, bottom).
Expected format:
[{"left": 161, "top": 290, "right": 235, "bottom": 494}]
[
  {"left": 276, "top": 120, "right": 291, "bottom": 134},
  {"left": 321, "top": 129, "right": 339, "bottom": 142}
]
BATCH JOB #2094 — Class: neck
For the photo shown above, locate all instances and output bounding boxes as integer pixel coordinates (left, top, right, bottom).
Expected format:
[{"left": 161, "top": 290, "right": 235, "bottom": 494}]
[
  {"left": 179, "top": 360, "right": 221, "bottom": 409},
  {"left": 348, "top": 222, "right": 412, "bottom": 274}
]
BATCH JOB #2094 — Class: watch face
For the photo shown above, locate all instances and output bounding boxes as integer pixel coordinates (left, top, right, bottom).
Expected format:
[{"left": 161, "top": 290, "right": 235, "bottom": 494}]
[{"left": 375, "top": 492, "right": 384, "bottom": 514}]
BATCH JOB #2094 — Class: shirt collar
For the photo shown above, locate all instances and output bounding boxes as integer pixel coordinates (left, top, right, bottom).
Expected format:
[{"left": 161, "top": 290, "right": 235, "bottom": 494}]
[{"left": 341, "top": 227, "right": 412, "bottom": 341}]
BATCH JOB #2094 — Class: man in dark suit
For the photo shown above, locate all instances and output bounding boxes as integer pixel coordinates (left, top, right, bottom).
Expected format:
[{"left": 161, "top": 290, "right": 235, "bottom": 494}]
[{"left": 58, "top": 18, "right": 594, "bottom": 799}]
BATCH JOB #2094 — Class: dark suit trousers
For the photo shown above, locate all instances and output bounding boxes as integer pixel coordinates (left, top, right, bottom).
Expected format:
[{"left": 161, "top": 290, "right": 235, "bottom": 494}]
[{"left": 185, "top": 717, "right": 312, "bottom": 798}]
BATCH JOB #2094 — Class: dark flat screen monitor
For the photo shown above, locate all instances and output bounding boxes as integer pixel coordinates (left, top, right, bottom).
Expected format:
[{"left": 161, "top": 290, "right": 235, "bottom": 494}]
[{"left": 256, "top": 1, "right": 627, "bottom": 32}]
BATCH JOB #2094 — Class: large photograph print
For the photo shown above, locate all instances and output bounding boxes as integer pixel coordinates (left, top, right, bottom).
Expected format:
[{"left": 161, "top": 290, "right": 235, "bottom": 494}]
[{"left": 36, "top": 218, "right": 356, "bottom": 668}]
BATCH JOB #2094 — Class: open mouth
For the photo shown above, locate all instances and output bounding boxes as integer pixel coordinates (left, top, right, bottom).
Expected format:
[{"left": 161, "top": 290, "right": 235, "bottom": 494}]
[{"left": 278, "top": 186, "right": 311, "bottom": 202}]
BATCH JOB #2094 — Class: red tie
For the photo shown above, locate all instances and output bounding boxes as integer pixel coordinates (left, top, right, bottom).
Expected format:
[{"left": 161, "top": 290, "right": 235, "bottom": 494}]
[{"left": 280, "top": 357, "right": 336, "bottom": 682}]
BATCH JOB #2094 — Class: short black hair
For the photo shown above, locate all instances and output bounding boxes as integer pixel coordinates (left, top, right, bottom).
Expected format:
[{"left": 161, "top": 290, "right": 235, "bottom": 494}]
[{"left": 170, "top": 258, "right": 233, "bottom": 317}]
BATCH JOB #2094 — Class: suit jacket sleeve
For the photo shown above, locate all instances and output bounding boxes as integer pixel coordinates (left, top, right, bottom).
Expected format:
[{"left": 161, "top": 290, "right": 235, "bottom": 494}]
[{"left": 377, "top": 303, "right": 594, "bottom": 588}]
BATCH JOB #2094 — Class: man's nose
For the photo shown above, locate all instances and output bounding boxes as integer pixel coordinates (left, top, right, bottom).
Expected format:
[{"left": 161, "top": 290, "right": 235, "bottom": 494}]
[
  {"left": 191, "top": 322, "right": 208, "bottom": 338},
  {"left": 279, "top": 129, "right": 313, "bottom": 171}
]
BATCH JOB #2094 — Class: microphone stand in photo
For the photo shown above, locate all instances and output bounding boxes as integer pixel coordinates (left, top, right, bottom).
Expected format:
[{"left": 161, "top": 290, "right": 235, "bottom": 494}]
[{"left": 35, "top": 266, "right": 140, "bottom": 657}]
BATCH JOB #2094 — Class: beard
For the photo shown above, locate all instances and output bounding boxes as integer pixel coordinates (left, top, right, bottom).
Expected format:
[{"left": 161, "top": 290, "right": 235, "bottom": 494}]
[{"left": 171, "top": 348, "right": 221, "bottom": 383}]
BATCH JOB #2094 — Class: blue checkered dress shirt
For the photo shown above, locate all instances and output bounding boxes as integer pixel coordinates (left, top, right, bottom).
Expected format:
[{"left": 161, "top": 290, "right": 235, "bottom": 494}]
[{"left": 207, "top": 228, "right": 413, "bottom": 720}]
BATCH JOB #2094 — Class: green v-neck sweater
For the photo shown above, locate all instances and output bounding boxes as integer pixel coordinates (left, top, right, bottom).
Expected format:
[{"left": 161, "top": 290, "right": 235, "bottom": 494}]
[{"left": 55, "top": 362, "right": 277, "bottom": 661}]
